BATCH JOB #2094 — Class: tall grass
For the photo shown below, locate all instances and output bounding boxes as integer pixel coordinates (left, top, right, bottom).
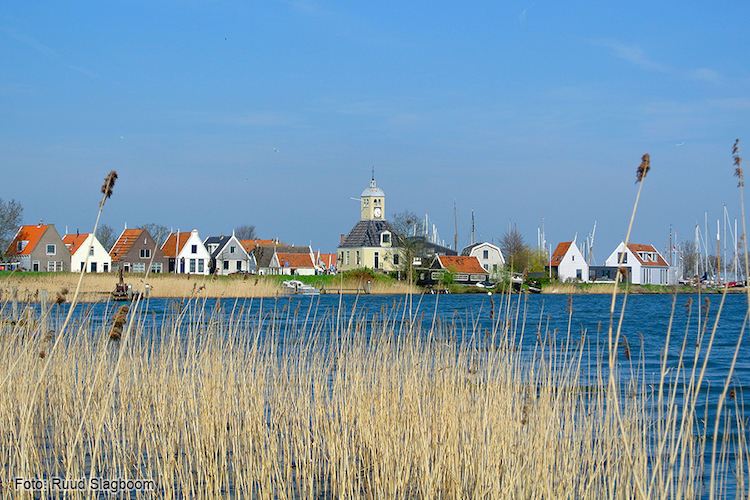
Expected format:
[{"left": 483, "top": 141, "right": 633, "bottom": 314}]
[{"left": 0, "top": 290, "right": 746, "bottom": 499}]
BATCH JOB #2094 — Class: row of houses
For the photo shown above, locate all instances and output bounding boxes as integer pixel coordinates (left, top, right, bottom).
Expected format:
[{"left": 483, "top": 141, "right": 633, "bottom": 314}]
[
  {"left": 3, "top": 223, "right": 337, "bottom": 276},
  {"left": 549, "top": 239, "right": 675, "bottom": 285}
]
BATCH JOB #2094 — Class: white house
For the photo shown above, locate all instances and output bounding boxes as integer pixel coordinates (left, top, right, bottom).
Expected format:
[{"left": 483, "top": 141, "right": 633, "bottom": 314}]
[
  {"left": 63, "top": 232, "right": 112, "bottom": 273},
  {"left": 460, "top": 242, "right": 505, "bottom": 279},
  {"left": 549, "top": 240, "right": 588, "bottom": 282},
  {"left": 604, "top": 242, "right": 670, "bottom": 285},
  {"left": 161, "top": 229, "right": 211, "bottom": 275},
  {"left": 204, "top": 233, "right": 257, "bottom": 275}
]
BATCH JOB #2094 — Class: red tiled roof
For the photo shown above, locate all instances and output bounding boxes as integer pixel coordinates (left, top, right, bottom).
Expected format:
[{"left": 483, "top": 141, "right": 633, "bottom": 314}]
[
  {"left": 63, "top": 233, "right": 89, "bottom": 255},
  {"left": 241, "top": 239, "right": 281, "bottom": 252},
  {"left": 277, "top": 252, "right": 314, "bottom": 268},
  {"left": 437, "top": 255, "right": 487, "bottom": 274},
  {"left": 549, "top": 242, "right": 572, "bottom": 267},
  {"left": 626, "top": 243, "right": 669, "bottom": 267},
  {"left": 6, "top": 224, "right": 48, "bottom": 255},
  {"left": 110, "top": 229, "right": 143, "bottom": 262},
  {"left": 161, "top": 232, "right": 192, "bottom": 258}
]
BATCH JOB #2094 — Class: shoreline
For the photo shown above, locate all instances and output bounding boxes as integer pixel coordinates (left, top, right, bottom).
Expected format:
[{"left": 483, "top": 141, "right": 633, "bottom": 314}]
[{"left": 0, "top": 272, "right": 744, "bottom": 302}]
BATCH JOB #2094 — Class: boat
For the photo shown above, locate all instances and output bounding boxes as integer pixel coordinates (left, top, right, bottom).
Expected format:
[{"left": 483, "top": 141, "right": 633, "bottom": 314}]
[{"left": 282, "top": 279, "right": 320, "bottom": 296}]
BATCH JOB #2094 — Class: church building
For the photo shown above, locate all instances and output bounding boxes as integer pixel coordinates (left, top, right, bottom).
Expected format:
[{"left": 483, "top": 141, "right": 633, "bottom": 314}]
[{"left": 338, "top": 173, "right": 403, "bottom": 273}]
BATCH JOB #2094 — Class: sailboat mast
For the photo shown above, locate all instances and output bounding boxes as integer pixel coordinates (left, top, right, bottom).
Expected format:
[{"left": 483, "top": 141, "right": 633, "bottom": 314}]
[{"left": 453, "top": 200, "right": 458, "bottom": 251}]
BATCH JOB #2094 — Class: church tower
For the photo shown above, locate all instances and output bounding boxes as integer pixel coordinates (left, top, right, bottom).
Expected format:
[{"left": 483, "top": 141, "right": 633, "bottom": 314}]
[{"left": 360, "top": 168, "right": 385, "bottom": 220}]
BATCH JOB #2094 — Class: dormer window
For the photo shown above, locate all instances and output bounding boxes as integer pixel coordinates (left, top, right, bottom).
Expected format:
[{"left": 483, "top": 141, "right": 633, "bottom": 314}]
[
  {"left": 381, "top": 232, "right": 391, "bottom": 245},
  {"left": 17, "top": 240, "right": 28, "bottom": 252}
]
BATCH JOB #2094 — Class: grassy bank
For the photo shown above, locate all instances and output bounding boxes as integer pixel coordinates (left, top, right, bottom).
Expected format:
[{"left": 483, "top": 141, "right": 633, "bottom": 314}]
[{"left": 0, "top": 270, "right": 416, "bottom": 302}]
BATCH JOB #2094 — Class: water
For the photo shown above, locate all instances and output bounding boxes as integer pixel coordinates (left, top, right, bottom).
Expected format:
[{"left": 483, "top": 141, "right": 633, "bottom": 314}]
[{"left": 9, "top": 291, "right": 750, "bottom": 497}]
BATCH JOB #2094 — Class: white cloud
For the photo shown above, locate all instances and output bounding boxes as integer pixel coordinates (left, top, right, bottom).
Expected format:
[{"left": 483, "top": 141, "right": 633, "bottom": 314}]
[{"left": 595, "top": 39, "right": 670, "bottom": 72}]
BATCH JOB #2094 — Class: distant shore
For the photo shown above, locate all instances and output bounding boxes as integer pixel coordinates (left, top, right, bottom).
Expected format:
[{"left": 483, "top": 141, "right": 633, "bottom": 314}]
[{"left": 0, "top": 272, "right": 743, "bottom": 302}]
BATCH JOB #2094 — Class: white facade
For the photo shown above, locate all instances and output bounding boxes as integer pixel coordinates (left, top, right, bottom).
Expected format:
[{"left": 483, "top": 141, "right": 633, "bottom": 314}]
[
  {"left": 206, "top": 234, "right": 256, "bottom": 275},
  {"left": 175, "top": 229, "right": 211, "bottom": 275},
  {"left": 604, "top": 242, "right": 669, "bottom": 285},
  {"left": 553, "top": 241, "right": 589, "bottom": 282},
  {"left": 66, "top": 234, "right": 112, "bottom": 273},
  {"left": 463, "top": 242, "right": 505, "bottom": 278}
]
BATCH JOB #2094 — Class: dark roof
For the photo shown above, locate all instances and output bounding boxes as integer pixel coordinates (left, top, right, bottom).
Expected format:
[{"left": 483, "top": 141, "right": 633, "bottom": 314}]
[
  {"left": 460, "top": 243, "right": 481, "bottom": 256},
  {"left": 253, "top": 244, "right": 310, "bottom": 268},
  {"left": 204, "top": 235, "right": 231, "bottom": 258},
  {"left": 339, "top": 220, "right": 396, "bottom": 248}
]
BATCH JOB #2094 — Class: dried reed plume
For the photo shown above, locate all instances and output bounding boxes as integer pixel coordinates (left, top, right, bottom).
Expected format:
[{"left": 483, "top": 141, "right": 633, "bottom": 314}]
[
  {"left": 109, "top": 305, "right": 129, "bottom": 341},
  {"left": 54, "top": 287, "right": 68, "bottom": 304},
  {"left": 733, "top": 139, "right": 743, "bottom": 187},
  {"left": 636, "top": 153, "right": 650, "bottom": 183},
  {"left": 100, "top": 170, "right": 118, "bottom": 205}
]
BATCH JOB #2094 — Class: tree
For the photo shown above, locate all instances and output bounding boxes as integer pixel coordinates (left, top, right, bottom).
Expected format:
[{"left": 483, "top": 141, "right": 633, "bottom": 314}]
[
  {"left": 0, "top": 198, "right": 23, "bottom": 256},
  {"left": 96, "top": 223, "right": 116, "bottom": 252},
  {"left": 234, "top": 224, "right": 256, "bottom": 240},
  {"left": 679, "top": 240, "right": 700, "bottom": 279},
  {"left": 140, "top": 223, "right": 170, "bottom": 247},
  {"left": 500, "top": 225, "right": 531, "bottom": 272},
  {"left": 390, "top": 210, "right": 426, "bottom": 281}
]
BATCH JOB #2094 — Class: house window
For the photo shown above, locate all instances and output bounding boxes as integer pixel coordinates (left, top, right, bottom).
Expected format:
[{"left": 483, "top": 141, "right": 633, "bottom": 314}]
[
  {"left": 618, "top": 252, "right": 628, "bottom": 264},
  {"left": 124, "top": 263, "right": 131, "bottom": 272},
  {"left": 32, "top": 261, "right": 40, "bottom": 272},
  {"left": 150, "top": 263, "right": 162, "bottom": 273},
  {"left": 572, "top": 255, "right": 575, "bottom": 261},
  {"left": 133, "top": 262, "right": 146, "bottom": 273},
  {"left": 393, "top": 253, "right": 399, "bottom": 266},
  {"left": 47, "top": 261, "right": 62, "bottom": 272},
  {"left": 191, "top": 244, "right": 197, "bottom": 254},
  {"left": 198, "top": 259, "right": 204, "bottom": 273},
  {"left": 374, "top": 251, "right": 380, "bottom": 269},
  {"left": 140, "top": 248, "right": 151, "bottom": 259},
  {"left": 483, "top": 250, "right": 489, "bottom": 259},
  {"left": 103, "top": 263, "right": 109, "bottom": 272},
  {"left": 493, "top": 264, "right": 498, "bottom": 273},
  {"left": 189, "top": 259, "right": 196, "bottom": 273},
  {"left": 483, "top": 264, "right": 489, "bottom": 270},
  {"left": 576, "top": 269, "right": 582, "bottom": 279},
  {"left": 381, "top": 233, "right": 390, "bottom": 245},
  {"left": 223, "top": 261, "right": 229, "bottom": 270},
  {"left": 356, "top": 251, "right": 360, "bottom": 265},
  {"left": 230, "top": 246, "right": 236, "bottom": 254},
  {"left": 17, "top": 241, "right": 26, "bottom": 252},
  {"left": 345, "top": 251, "right": 350, "bottom": 266},
  {"left": 236, "top": 261, "right": 242, "bottom": 271},
  {"left": 91, "top": 262, "right": 97, "bottom": 272},
  {"left": 46, "top": 244, "right": 56, "bottom": 255}
]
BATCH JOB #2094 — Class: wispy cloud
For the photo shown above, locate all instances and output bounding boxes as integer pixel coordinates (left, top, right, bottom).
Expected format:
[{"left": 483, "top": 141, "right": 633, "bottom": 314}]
[
  {"left": 595, "top": 39, "right": 669, "bottom": 72},
  {"left": 519, "top": 2, "right": 535, "bottom": 25},
  {"left": 2, "top": 26, "right": 100, "bottom": 79},
  {"left": 686, "top": 67, "right": 723, "bottom": 85}
]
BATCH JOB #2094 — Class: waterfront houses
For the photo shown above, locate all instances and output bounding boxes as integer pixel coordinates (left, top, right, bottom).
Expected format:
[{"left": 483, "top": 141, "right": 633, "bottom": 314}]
[
  {"left": 204, "top": 233, "right": 257, "bottom": 275},
  {"left": 110, "top": 228, "right": 168, "bottom": 273},
  {"left": 549, "top": 240, "right": 588, "bottom": 282},
  {"left": 604, "top": 242, "right": 670, "bottom": 285},
  {"left": 5, "top": 223, "right": 70, "bottom": 272},
  {"left": 63, "top": 232, "right": 112, "bottom": 273},
  {"left": 161, "top": 229, "right": 211, "bottom": 275},
  {"left": 461, "top": 242, "right": 505, "bottom": 279}
]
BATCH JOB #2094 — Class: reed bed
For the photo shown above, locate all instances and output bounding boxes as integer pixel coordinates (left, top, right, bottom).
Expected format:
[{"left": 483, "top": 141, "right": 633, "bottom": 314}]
[
  {"left": 0, "top": 273, "right": 417, "bottom": 302},
  {"left": 0, "top": 290, "right": 746, "bottom": 499}
]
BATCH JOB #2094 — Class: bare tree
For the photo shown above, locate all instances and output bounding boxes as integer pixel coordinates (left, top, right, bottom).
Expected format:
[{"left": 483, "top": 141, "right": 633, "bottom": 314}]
[
  {"left": 140, "top": 223, "right": 170, "bottom": 247},
  {"left": 390, "top": 210, "right": 424, "bottom": 239},
  {"left": 96, "top": 223, "right": 116, "bottom": 252},
  {"left": 234, "top": 224, "right": 256, "bottom": 240},
  {"left": 500, "top": 225, "right": 530, "bottom": 272},
  {"left": 0, "top": 198, "right": 23, "bottom": 256}
]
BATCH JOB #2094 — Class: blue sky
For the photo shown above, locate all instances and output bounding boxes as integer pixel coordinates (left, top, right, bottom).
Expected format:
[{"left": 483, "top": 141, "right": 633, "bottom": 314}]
[{"left": 2, "top": 1, "right": 749, "bottom": 263}]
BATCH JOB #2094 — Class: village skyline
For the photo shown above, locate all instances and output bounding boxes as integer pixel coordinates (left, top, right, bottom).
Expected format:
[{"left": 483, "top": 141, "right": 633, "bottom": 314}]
[{"left": 2, "top": 2, "right": 748, "bottom": 262}]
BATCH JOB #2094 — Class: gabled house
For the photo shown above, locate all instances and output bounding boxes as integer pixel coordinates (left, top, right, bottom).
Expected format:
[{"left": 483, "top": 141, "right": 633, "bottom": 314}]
[
  {"left": 549, "top": 240, "right": 588, "bottom": 282},
  {"left": 161, "top": 229, "right": 211, "bottom": 275},
  {"left": 110, "top": 227, "right": 168, "bottom": 273},
  {"left": 604, "top": 242, "right": 670, "bottom": 285},
  {"left": 461, "top": 242, "right": 505, "bottom": 278},
  {"left": 5, "top": 223, "right": 70, "bottom": 272},
  {"left": 417, "top": 255, "right": 489, "bottom": 287},
  {"left": 204, "top": 233, "right": 257, "bottom": 275},
  {"left": 63, "top": 232, "right": 112, "bottom": 273},
  {"left": 272, "top": 251, "right": 317, "bottom": 276},
  {"left": 252, "top": 244, "right": 313, "bottom": 275}
]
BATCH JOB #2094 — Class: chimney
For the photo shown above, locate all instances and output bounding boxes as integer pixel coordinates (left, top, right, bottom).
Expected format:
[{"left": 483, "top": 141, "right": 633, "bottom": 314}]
[{"left": 340, "top": 234, "right": 345, "bottom": 244}]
